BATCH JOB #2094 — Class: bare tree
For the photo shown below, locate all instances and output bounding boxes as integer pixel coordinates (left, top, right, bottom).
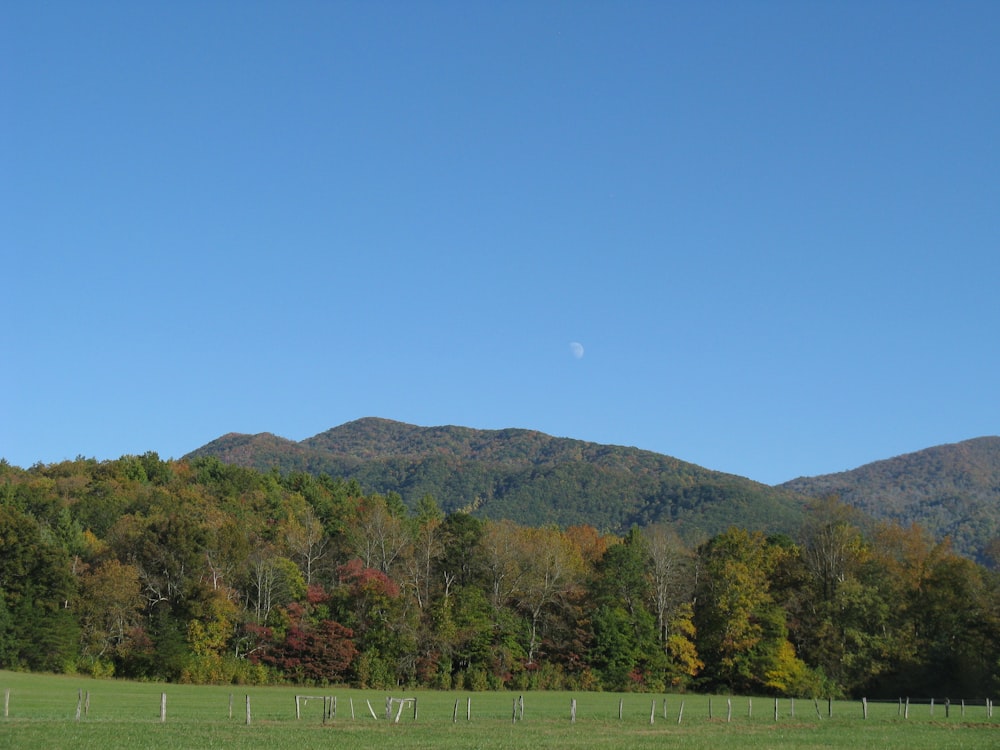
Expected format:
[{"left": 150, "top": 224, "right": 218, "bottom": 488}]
[
  {"left": 481, "top": 519, "right": 527, "bottom": 615},
  {"left": 801, "top": 496, "right": 865, "bottom": 601},
  {"left": 245, "top": 544, "right": 302, "bottom": 625},
  {"left": 641, "top": 524, "right": 694, "bottom": 645},
  {"left": 515, "top": 527, "right": 585, "bottom": 663},
  {"left": 346, "top": 496, "right": 409, "bottom": 575},
  {"left": 404, "top": 515, "right": 444, "bottom": 610},
  {"left": 284, "top": 506, "right": 329, "bottom": 585}
]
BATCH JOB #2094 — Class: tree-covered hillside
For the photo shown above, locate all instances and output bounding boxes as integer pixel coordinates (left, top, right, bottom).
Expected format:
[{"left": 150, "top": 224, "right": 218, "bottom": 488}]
[
  {"left": 781, "top": 437, "right": 1000, "bottom": 563},
  {"left": 2, "top": 454, "right": 998, "bottom": 699},
  {"left": 187, "top": 418, "right": 810, "bottom": 544}
]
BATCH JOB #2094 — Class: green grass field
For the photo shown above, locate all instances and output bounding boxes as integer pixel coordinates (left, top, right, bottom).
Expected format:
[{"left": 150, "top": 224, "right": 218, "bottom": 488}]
[{"left": 0, "top": 671, "right": 996, "bottom": 749}]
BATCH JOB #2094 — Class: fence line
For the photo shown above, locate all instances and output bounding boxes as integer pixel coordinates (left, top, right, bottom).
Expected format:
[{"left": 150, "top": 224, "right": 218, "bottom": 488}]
[{"left": 2, "top": 687, "right": 997, "bottom": 727}]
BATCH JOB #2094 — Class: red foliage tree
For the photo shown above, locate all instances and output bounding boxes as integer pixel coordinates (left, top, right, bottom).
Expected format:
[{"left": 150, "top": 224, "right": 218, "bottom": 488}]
[
  {"left": 337, "top": 557, "right": 400, "bottom": 598},
  {"left": 270, "top": 620, "right": 357, "bottom": 684}
]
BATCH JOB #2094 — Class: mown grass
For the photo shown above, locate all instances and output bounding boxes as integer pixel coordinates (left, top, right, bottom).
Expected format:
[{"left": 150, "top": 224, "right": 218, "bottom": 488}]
[{"left": 0, "top": 671, "right": 996, "bottom": 749}]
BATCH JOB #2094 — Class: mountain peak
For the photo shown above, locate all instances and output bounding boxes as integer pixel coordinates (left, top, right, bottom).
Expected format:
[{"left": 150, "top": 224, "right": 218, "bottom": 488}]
[{"left": 187, "top": 418, "right": 806, "bottom": 541}]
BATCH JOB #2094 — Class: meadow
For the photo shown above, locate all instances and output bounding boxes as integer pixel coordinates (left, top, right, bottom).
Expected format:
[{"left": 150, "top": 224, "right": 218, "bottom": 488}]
[{"left": 0, "top": 671, "right": 996, "bottom": 750}]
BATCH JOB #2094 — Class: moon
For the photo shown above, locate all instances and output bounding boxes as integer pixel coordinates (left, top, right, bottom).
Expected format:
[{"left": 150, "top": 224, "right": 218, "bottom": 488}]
[{"left": 569, "top": 341, "right": 585, "bottom": 359}]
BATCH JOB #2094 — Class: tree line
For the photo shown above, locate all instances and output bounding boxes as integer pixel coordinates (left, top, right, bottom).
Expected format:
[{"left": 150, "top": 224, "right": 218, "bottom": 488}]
[{"left": 0, "top": 453, "right": 997, "bottom": 698}]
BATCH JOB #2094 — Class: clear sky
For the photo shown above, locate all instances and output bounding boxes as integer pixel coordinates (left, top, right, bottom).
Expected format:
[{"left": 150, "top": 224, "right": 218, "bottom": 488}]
[{"left": 3, "top": 2, "right": 998, "bottom": 485}]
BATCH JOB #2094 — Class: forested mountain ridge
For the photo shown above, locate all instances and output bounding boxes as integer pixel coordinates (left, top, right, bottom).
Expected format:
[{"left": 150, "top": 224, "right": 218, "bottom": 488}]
[
  {"left": 781, "top": 437, "right": 1000, "bottom": 563},
  {"left": 187, "top": 417, "right": 810, "bottom": 542},
  {"left": 3, "top": 444, "right": 999, "bottom": 698}
]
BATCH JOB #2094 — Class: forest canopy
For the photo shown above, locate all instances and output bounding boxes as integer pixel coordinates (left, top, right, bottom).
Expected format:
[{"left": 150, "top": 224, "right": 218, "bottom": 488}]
[{"left": 1, "top": 453, "right": 998, "bottom": 698}]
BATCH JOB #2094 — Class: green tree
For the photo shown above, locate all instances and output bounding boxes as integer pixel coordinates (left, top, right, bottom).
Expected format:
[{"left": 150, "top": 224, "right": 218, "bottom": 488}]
[
  {"left": 590, "top": 604, "right": 641, "bottom": 690},
  {"left": 589, "top": 531, "right": 665, "bottom": 690},
  {"left": 793, "top": 503, "right": 891, "bottom": 696},
  {"left": 863, "top": 529, "right": 1000, "bottom": 698},
  {"left": 695, "top": 528, "right": 811, "bottom": 695},
  {"left": 0, "top": 505, "right": 79, "bottom": 671},
  {"left": 438, "top": 512, "right": 486, "bottom": 589}
]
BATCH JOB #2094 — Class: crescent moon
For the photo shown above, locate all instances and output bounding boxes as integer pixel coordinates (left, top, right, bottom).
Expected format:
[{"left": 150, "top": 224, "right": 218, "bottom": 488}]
[{"left": 569, "top": 342, "right": 584, "bottom": 359}]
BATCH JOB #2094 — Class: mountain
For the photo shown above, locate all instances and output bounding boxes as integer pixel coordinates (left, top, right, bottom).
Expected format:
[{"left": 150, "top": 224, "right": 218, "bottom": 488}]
[
  {"left": 780, "top": 437, "right": 1000, "bottom": 562},
  {"left": 188, "top": 420, "right": 1000, "bottom": 561},
  {"left": 187, "top": 417, "right": 810, "bottom": 543}
]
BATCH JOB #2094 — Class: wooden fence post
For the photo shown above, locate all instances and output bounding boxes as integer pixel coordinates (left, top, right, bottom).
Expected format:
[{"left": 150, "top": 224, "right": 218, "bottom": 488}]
[
  {"left": 76, "top": 689, "right": 82, "bottom": 721},
  {"left": 930, "top": 698, "right": 934, "bottom": 717},
  {"left": 160, "top": 692, "right": 167, "bottom": 723},
  {"left": 467, "top": 697, "right": 471, "bottom": 721},
  {"left": 519, "top": 694, "right": 524, "bottom": 721},
  {"left": 618, "top": 698, "right": 623, "bottom": 720},
  {"left": 727, "top": 698, "right": 732, "bottom": 723},
  {"left": 828, "top": 697, "right": 833, "bottom": 718},
  {"left": 774, "top": 697, "right": 779, "bottom": 721},
  {"left": 649, "top": 700, "right": 655, "bottom": 725},
  {"left": 4, "top": 688, "right": 8, "bottom": 718},
  {"left": 748, "top": 697, "right": 752, "bottom": 718},
  {"left": 453, "top": 698, "right": 459, "bottom": 723},
  {"left": 245, "top": 695, "right": 251, "bottom": 726},
  {"left": 570, "top": 698, "right": 577, "bottom": 723},
  {"left": 904, "top": 696, "right": 910, "bottom": 719},
  {"left": 512, "top": 698, "right": 517, "bottom": 724},
  {"left": 295, "top": 695, "right": 301, "bottom": 720},
  {"left": 677, "top": 700, "right": 685, "bottom": 724},
  {"left": 862, "top": 697, "right": 868, "bottom": 720}
]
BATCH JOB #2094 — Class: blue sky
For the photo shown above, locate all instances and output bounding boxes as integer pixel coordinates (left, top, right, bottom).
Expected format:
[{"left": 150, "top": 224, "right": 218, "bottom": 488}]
[{"left": 3, "top": 2, "right": 998, "bottom": 484}]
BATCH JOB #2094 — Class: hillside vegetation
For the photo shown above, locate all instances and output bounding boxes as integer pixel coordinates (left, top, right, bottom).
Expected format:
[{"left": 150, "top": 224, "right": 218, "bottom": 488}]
[
  {"left": 781, "top": 437, "right": 1000, "bottom": 563},
  {"left": 2, "top": 448, "right": 999, "bottom": 700},
  {"left": 189, "top": 420, "right": 1000, "bottom": 562},
  {"left": 4, "top": 423, "right": 1000, "bottom": 698},
  {"left": 187, "top": 417, "right": 809, "bottom": 544}
]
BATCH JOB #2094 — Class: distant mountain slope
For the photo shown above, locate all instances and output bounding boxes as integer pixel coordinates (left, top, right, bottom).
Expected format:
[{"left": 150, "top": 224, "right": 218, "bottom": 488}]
[
  {"left": 187, "top": 417, "right": 810, "bottom": 542},
  {"left": 780, "top": 437, "right": 1000, "bottom": 562}
]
